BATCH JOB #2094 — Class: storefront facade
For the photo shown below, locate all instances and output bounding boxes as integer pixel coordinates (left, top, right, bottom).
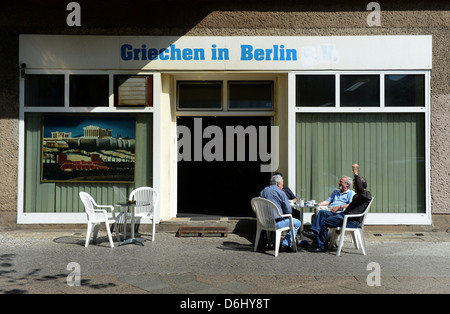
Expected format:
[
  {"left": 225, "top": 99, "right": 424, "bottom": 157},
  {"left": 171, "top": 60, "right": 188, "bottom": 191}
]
[
  {"left": 16, "top": 34, "right": 432, "bottom": 226},
  {"left": 1, "top": 2, "right": 448, "bottom": 230}
]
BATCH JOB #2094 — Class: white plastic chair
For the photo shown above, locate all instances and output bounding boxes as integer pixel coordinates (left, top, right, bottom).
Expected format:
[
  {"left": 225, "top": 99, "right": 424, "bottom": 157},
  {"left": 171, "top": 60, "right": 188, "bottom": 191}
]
[
  {"left": 129, "top": 187, "right": 159, "bottom": 241},
  {"left": 251, "top": 197, "right": 297, "bottom": 257},
  {"left": 328, "top": 197, "right": 374, "bottom": 256},
  {"left": 79, "top": 192, "right": 121, "bottom": 248}
]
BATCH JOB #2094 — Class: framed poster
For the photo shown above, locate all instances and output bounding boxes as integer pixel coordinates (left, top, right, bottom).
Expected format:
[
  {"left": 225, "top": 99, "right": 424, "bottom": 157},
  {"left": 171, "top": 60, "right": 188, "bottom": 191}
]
[{"left": 41, "top": 115, "right": 136, "bottom": 183}]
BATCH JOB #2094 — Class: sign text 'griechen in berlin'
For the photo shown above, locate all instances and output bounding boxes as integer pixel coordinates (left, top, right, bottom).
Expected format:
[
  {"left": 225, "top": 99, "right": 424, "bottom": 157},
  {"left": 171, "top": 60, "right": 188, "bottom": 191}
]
[{"left": 121, "top": 44, "right": 298, "bottom": 62}]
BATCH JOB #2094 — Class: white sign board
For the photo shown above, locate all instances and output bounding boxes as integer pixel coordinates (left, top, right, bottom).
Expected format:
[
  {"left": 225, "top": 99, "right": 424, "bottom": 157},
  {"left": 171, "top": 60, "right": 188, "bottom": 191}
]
[{"left": 20, "top": 35, "right": 432, "bottom": 71}]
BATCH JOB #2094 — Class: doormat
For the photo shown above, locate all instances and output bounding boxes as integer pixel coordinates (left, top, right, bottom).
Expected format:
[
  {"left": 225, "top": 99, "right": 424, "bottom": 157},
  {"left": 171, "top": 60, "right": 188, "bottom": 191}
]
[{"left": 177, "top": 226, "right": 228, "bottom": 237}]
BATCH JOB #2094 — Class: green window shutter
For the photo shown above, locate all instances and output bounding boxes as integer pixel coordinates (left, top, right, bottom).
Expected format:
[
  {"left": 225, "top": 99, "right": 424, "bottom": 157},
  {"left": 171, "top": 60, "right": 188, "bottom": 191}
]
[{"left": 296, "top": 113, "right": 425, "bottom": 214}]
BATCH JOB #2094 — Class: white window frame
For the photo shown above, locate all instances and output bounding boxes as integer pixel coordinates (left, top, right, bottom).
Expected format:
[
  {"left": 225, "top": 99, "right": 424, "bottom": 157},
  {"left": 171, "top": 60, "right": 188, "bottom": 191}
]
[
  {"left": 227, "top": 80, "right": 274, "bottom": 111},
  {"left": 288, "top": 70, "right": 431, "bottom": 225},
  {"left": 17, "top": 69, "right": 162, "bottom": 224},
  {"left": 173, "top": 73, "right": 276, "bottom": 117},
  {"left": 176, "top": 80, "right": 224, "bottom": 111}
]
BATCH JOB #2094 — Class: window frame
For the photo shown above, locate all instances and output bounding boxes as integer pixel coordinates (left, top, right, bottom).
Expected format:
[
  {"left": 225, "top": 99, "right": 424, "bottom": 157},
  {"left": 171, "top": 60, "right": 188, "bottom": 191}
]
[
  {"left": 339, "top": 74, "right": 381, "bottom": 108},
  {"left": 21, "top": 69, "right": 156, "bottom": 113},
  {"left": 69, "top": 73, "right": 110, "bottom": 107},
  {"left": 24, "top": 74, "right": 65, "bottom": 107},
  {"left": 114, "top": 74, "right": 153, "bottom": 107},
  {"left": 227, "top": 80, "right": 274, "bottom": 111},
  {"left": 288, "top": 70, "right": 431, "bottom": 225},
  {"left": 294, "top": 71, "right": 428, "bottom": 112},
  {"left": 295, "top": 74, "right": 336, "bottom": 107},
  {"left": 18, "top": 69, "right": 158, "bottom": 224},
  {"left": 174, "top": 75, "right": 276, "bottom": 115},
  {"left": 384, "top": 74, "right": 426, "bottom": 107},
  {"left": 176, "top": 80, "right": 224, "bottom": 111}
]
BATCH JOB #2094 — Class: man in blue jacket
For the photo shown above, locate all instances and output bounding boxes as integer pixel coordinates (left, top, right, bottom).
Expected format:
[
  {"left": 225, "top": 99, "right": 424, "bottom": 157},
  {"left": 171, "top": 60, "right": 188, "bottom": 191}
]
[{"left": 260, "top": 174, "right": 301, "bottom": 252}]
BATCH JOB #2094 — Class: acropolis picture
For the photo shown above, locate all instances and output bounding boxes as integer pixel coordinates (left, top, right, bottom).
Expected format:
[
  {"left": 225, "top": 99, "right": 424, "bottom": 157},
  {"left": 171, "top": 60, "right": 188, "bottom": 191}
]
[{"left": 41, "top": 115, "right": 136, "bottom": 183}]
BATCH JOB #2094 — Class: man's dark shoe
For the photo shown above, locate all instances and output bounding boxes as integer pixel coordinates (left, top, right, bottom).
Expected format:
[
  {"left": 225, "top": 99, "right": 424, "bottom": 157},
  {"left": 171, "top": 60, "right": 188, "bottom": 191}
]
[
  {"left": 297, "top": 239, "right": 312, "bottom": 248},
  {"left": 308, "top": 246, "right": 326, "bottom": 253},
  {"left": 301, "top": 230, "right": 317, "bottom": 240}
]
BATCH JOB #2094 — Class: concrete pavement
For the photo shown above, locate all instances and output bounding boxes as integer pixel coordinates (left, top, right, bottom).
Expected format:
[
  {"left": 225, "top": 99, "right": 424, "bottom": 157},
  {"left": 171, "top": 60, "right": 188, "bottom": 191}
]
[{"left": 0, "top": 229, "right": 449, "bottom": 295}]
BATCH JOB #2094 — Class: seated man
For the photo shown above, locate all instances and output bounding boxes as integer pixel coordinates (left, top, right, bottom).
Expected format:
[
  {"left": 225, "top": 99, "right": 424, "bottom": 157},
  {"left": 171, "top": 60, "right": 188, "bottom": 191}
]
[
  {"left": 302, "top": 164, "right": 372, "bottom": 253},
  {"left": 273, "top": 171, "right": 301, "bottom": 220},
  {"left": 317, "top": 176, "right": 354, "bottom": 213},
  {"left": 273, "top": 172, "right": 297, "bottom": 202},
  {"left": 260, "top": 174, "right": 301, "bottom": 252}
]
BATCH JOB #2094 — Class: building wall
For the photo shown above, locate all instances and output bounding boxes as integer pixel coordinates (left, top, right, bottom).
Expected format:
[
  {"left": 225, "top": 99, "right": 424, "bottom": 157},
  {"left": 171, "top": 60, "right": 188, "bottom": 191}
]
[{"left": 0, "top": 1, "right": 448, "bottom": 228}]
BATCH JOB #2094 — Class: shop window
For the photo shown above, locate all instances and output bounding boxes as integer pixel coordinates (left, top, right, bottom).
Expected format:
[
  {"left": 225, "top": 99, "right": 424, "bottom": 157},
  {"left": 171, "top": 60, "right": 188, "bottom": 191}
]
[
  {"left": 228, "top": 81, "right": 273, "bottom": 110},
  {"left": 25, "top": 74, "right": 64, "bottom": 107},
  {"left": 340, "top": 75, "right": 380, "bottom": 107},
  {"left": 296, "top": 75, "right": 335, "bottom": 107},
  {"left": 296, "top": 113, "right": 425, "bottom": 214},
  {"left": 115, "top": 75, "right": 153, "bottom": 107},
  {"left": 385, "top": 74, "right": 425, "bottom": 107},
  {"left": 23, "top": 112, "right": 153, "bottom": 213},
  {"left": 177, "top": 81, "right": 222, "bottom": 110},
  {"left": 70, "top": 75, "right": 109, "bottom": 107}
]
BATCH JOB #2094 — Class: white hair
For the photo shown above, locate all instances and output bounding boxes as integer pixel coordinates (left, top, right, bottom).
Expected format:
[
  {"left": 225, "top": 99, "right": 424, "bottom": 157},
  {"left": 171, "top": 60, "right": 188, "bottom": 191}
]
[
  {"left": 343, "top": 176, "right": 353, "bottom": 187},
  {"left": 270, "top": 174, "right": 283, "bottom": 185}
]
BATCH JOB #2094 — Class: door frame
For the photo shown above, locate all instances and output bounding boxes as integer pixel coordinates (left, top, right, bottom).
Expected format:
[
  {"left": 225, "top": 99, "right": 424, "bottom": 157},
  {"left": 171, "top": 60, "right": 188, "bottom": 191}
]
[{"left": 170, "top": 72, "right": 282, "bottom": 219}]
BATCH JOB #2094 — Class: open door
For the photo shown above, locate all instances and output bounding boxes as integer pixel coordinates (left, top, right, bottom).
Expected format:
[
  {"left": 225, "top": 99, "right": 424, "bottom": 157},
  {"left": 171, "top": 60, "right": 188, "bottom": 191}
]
[{"left": 177, "top": 116, "right": 272, "bottom": 217}]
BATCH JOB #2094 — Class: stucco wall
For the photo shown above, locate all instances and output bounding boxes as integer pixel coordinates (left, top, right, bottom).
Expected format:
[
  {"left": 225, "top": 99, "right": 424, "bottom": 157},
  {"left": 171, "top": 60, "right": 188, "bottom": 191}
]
[
  {"left": 0, "top": 29, "right": 20, "bottom": 229},
  {"left": 0, "top": 1, "right": 448, "bottom": 228}
]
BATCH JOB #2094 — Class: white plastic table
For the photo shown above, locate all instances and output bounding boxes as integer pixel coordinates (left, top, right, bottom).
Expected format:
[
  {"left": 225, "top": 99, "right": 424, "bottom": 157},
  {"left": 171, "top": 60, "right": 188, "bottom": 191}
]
[
  {"left": 290, "top": 200, "right": 319, "bottom": 240},
  {"left": 115, "top": 201, "right": 150, "bottom": 246}
]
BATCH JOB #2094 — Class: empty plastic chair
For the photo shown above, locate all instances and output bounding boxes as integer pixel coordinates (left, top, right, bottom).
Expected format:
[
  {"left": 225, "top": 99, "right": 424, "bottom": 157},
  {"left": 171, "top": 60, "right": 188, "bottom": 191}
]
[
  {"left": 79, "top": 192, "right": 121, "bottom": 248},
  {"left": 129, "top": 187, "right": 159, "bottom": 241}
]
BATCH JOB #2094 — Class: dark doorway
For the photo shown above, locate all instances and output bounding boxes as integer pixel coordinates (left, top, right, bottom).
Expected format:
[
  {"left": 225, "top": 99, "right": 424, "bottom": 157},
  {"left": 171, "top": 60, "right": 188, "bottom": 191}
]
[{"left": 177, "top": 116, "right": 273, "bottom": 217}]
